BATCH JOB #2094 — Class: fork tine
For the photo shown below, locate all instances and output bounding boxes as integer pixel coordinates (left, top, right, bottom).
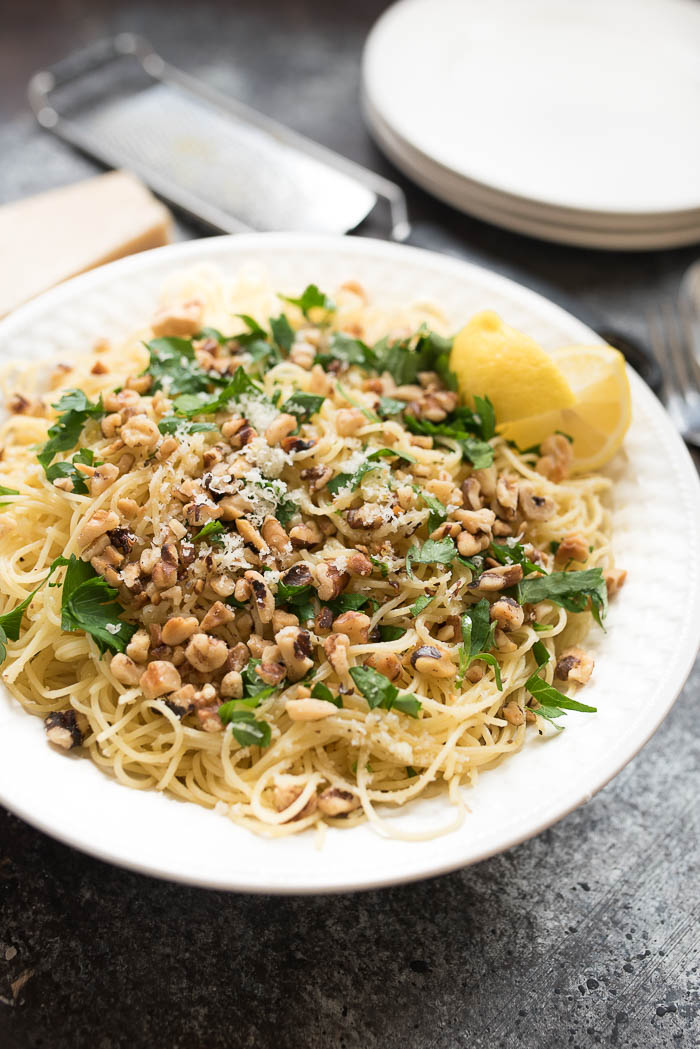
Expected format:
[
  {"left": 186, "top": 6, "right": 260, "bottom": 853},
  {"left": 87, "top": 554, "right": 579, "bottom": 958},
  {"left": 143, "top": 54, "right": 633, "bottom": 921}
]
[
  {"left": 678, "top": 295, "right": 700, "bottom": 393},
  {"left": 647, "top": 306, "right": 683, "bottom": 403},
  {"left": 661, "top": 298, "right": 695, "bottom": 394}
]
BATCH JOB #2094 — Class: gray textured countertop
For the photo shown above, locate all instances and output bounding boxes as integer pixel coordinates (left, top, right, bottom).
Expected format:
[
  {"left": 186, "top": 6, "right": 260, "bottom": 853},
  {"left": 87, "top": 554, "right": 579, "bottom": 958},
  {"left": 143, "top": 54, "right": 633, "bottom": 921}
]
[{"left": 1, "top": 3, "right": 699, "bottom": 1047}]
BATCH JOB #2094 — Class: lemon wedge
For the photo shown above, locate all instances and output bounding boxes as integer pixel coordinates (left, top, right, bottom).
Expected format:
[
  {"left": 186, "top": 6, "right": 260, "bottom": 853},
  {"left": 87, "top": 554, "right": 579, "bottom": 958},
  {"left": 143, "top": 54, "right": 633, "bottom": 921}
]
[
  {"left": 450, "top": 311, "right": 577, "bottom": 422},
  {"left": 498, "top": 344, "right": 632, "bottom": 473}
]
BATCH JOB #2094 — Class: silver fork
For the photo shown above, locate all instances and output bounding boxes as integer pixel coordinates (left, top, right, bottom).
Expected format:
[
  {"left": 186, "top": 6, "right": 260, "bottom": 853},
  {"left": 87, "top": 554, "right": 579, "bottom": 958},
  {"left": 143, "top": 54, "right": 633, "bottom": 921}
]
[{"left": 647, "top": 292, "right": 700, "bottom": 447}]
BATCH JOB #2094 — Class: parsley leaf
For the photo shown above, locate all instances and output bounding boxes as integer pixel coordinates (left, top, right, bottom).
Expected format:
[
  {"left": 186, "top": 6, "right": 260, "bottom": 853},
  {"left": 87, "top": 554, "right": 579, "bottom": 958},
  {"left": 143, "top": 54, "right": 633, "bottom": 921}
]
[
  {"left": 0, "top": 485, "right": 19, "bottom": 506},
  {"left": 377, "top": 396, "right": 405, "bottom": 419},
  {"left": 411, "top": 594, "right": 434, "bottom": 616},
  {"left": 327, "top": 447, "right": 417, "bottom": 497},
  {"left": 418, "top": 490, "right": 447, "bottom": 531},
  {"left": 326, "top": 592, "right": 369, "bottom": 616},
  {"left": 403, "top": 414, "right": 494, "bottom": 468},
  {"left": 194, "top": 521, "right": 225, "bottom": 543},
  {"left": 276, "top": 496, "right": 299, "bottom": 527},
  {"left": 240, "top": 659, "right": 280, "bottom": 702},
  {"left": 349, "top": 665, "right": 421, "bottom": 718},
  {"left": 281, "top": 284, "right": 335, "bottom": 318},
  {"left": 143, "top": 337, "right": 220, "bottom": 396},
  {"left": 45, "top": 449, "right": 101, "bottom": 495},
  {"left": 217, "top": 705, "right": 272, "bottom": 747},
  {"left": 269, "top": 313, "right": 295, "bottom": 354},
  {"left": 281, "top": 392, "right": 325, "bottom": 421},
  {"left": 173, "top": 366, "right": 268, "bottom": 417},
  {"left": 37, "top": 390, "right": 104, "bottom": 472},
  {"left": 459, "top": 598, "right": 503, "bottom": 689},
  {"left": 405, "top": 537, "right": 456, "bottom": 578},
  {"left": 320, "top": 332, "right": 375, "bottom": 370},
  {"left": 472, "top": 395, "right": 496, "bottom": 440},
  {"left": 373, "top": 328, "right": 456, "bottom": 388},
  {"left": 370, "top": 557, "right": 389, "bottom": 578},
  {"left": 517, "top": 568, "right": 608, "bottom": 628},
  {"left": 526, "top": 672, "right": 597, "bottom": 724},
  {"left": 379, "top": 625, "right": 406, "bottom": 642},
  {"left": 489, "top": 540, "right": 541, "bottom": 577},
  {"left": 311, "top": 681, "right": 342, "bottom": 708},
  {"left": 60, "top": 555, "right": 135, "bottom": 653},
  {"left": 158, "top": 417, "right": 217, "bottom": 435}
]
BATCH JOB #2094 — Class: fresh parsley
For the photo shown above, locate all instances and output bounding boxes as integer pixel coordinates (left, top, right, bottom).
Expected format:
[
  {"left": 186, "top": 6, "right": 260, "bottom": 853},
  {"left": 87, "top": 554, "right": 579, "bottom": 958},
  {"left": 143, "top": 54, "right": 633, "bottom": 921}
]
[
  {"left": 0, "top": 485, "right": 19, "bottom": 506},
  {"left": 281, "top": 284, "right": 335, "bottom": 318},
  {"left": 458, "top": 599, "right": 503, "bottom": 689},
  {"left": 376, "top": 396, "right": 405, "bottom": 419},
  {"left": 143, "top": 337, "right": 222, "bottom": 396},
  {"left": 489, "top": 540, "right": 541, "bottom": 577},
  {"left": 217, "top": 705, "right": 272, "bottom": 747},
  {"left": 524, "top": 644, "right": 596, "bottom": 726},
  {"left": 281, "top": 392, "right": 325, "bottom": 421},
  {"left": 45, "top": 448, "right": 101, "bottom": 495},
  {"left": 372, "top": 327, "right": 456, "bottom": 388},
  {"left": 349, "top": 665, "right": 421, "bottom": 718},
  {"left": 405, "top": 537, "right": 456, "bottom": 579},
  {"left": 418, "top": 490, "right": 447, "bottom": 532},
  {"left": 173, "top": 366, "right": 269, "bottom": 418},
  {"left": 319, "top": 332, "right": 374, "bottom": 370},
  {"left": 311, "top": 681, "right": 342, "bottom": 708},
  {"left": 379, "top": 625, "right": 406, "bottom": 642},
  {"left": 194, "top": 520, "right": 225, "bottom": 543},
  {"left": 37, "top": 390, "right": 104, "bottom": 473},
  {"left": 269, "top": 314, "right": 295, "bottom": 353},
  {"left": 158, "top": 417, "right": 217, "bottom": 436},
  {"left": 60, "top": 555, "right": 135, "bottom": 653},
  {"left": 327, "top": 447, "right": 417, "bottom": 497},
  {"left": 517, "top": 568, "right": 608, "bottom": 628},
  {"left": 410, "top": 594, "right": 434, "bottom": 616}
]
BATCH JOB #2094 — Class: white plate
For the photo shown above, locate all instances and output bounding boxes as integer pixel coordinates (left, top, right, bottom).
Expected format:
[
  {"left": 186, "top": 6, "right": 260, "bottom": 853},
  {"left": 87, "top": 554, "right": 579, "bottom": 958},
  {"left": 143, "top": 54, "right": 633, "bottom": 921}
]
[
  {"left": 364, "top": 97, "right": 700, "bottom": 251},
  {"left": 363, "top": 0, "right": 700, "bottom": 228},
  {"left": 0, "top": 234, "right": 698, "bottom": 894}
]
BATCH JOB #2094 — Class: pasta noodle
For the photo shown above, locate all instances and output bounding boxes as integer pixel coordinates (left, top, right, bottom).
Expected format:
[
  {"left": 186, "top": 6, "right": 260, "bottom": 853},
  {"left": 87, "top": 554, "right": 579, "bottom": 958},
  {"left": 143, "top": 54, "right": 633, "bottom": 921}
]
[{"left": 0, "top": 267, "right": 619, "bottom": 839}]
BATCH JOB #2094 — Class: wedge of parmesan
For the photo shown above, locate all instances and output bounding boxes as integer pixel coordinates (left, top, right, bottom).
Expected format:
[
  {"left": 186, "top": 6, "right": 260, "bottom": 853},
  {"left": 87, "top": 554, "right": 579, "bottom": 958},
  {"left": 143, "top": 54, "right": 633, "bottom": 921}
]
[{"left": 0, "top": 170, "right": 172, "bottom": 318}]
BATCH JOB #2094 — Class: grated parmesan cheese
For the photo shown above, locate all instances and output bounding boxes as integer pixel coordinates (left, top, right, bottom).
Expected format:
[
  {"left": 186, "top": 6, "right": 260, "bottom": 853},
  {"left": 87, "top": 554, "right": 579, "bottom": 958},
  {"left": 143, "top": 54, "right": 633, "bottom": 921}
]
[{"left": 242, "top": 435, "right": 290, "bottom": 478}]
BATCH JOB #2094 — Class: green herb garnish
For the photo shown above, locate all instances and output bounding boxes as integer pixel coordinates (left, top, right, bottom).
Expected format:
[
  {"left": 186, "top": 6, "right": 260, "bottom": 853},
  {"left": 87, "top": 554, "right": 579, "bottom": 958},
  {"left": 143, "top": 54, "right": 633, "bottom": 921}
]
[
  {"left": 217, "top": 705, "right": 272, "bottom": 747},
  {"left": 405, "top": 537, "right": 456, "bottom": 579},
  {"left": 158, "top": 417, "right": 217, "bottom": 436},
  {"left": 60, "top": 556, "right": 135, "bottom": 653},
  {"left": 517, "top": 568, "right": 608, "bottom": 628},
  {"left": 281, "top": 392, "right": 325, "bottom": 421},
  {"left": 458, "top": 599, "right": 503, "bottom": 689},
  {"left": 37, "top": 390, "right": 104, "bottom": 473},
  {"left": 349, "top": 666, "right": 421, "bottom": 718},
  {"left": 281, "top": 284, "right": 335, "bottom": 318}
]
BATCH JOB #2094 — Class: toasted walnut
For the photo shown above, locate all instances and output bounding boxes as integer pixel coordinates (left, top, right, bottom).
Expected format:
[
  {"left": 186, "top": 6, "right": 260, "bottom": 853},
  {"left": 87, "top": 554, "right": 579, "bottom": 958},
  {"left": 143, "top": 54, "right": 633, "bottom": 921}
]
[
  {"left": 256, "top": 659, "right": 286, "bottom": 685},
  {"left": 461, "top": 477, "right": 483, "bottom": 509},
  {"left": 396, "top": 485, "right": 415, "bottom": 510},
  {"left": 496, "top": 475, "right": 519, "bottom": 517},
  {"left": 78, "top": 509, "right": 119, "bottom": 550},
  {"left": 272, "top": 609, "right": 300, "bottom": 632},
  {"left": 280, "top": 564, "right": 313, "bottom": 589},
  {"left": 273, "top": 776, "right": 318, "bottom": 820},
  {"left": 347, "top": 552, "right": 373, "bottom": 577},
  {"left": 318, "top": 787, "right": 361, "bottom": 816},
  {"left": 346, "top": 505, "right": 385, "bottom": 529},
  {"left": 332, "top": 611, "right": 370, "bottom": 644},
  {"left": 110, "top": 653, "right": 142, "bottom": 686},
  {"left": 185, "top": 634, "right": 229, "bottom": 672},
  {"left": 410, "top": 644, "right": 456, "bottom": 679},
  {"left": 502, "top": 701, "right": 525, "bottom": 726},
  {"left": 196, "top": 707, "right": 224, "bottom": 733},
  {"left": 425, "top": 478, "right": 454, "bottom": 504},
  {"left": 556, "top": 533, "right": 589, "bottom": 564},
  {"left": 117, "top": 497, "right": 139, "bottom": 519},
  {"left": 455, "top": 508, "right": 496, "bottom": 534},
  {"left": 457, "top": 530, "right": 489, "bottom": 557},
  {"left": 236, "top": 519, "right": 267, "bottom": 552},
  {"left": 323, "top": 633, "right": 350, "bottom": 677},
  {"left": 265, "top": 413, "right": 297, "bottom": 446},
  {"left": 315, "top": 607, "right": 334, "bottom": 634},
  {"left": 555, "top": 647, "right": 594, "bottom": 684},
  {"left": 315, "top": 562, "right": 349, "bottom": 601},
  {"left": 157, "top": 436, "right": 178, "bottom": 461},
  {"left": 120, "top": 414, "right": 160, "bottom": 453},
  {"left": 151, "top": 298, "right": 204, "bottom": 337},
  {"left": 139, "top": 661, "right": 182, "bottom": 700},
  {"left": 209, "top": 574, "right": 236, "bottom": 598},
  {"left": 152, "top": 559, "right": 178, "bottom": 590},
  {"left": 289, "top": 343, "right": 315, "bottom": 369},
  {"left": 604, "top": 567, "right": 627, "bottom": 598},
  {"left": 88, "top": 462, "right": 120, "bottom": 496},
  {"left": 244, "top": 570, "right": 275, "bottom": 623},
  {"left": 209, "top": 667, "right": 240, "bottom": 702},
  {"left": 184, "top": 499, "right": 221, "bottom": 527},
  {"left": 200, "top": 601, "right": 235, "bottom": 632},
  {"left": 275, "top": 626, "right": 314, "bottom": 681},
  {"left": 537, "top": 434, "right": 573, "bottom": 482},
  {"left": 300, "top": 465, "right": 333, "bottom": 492},
  {"left": 335, "top": 409, "right": 366, "bottom": 436},
  {"left": 44, "top": 710, "right": 86, "bottom": 750},
  {"left": 519, "top": 484, "right": 556, "bottom": 521},
  {"left": 289, "top": 521, "right": 322, "bottom": 548},
  {"left": 490, "top": 596, "right": 525, "bottom": 631},
  {"left": 261, "top": 516, "right": 291, "bottom": 554},
  {"left": 494, "top": 627, "right": 516, "bottom": 653},
  {"left": 363, "top": 651, "right": 401, "bottom": 681},
  {"left": 471, "top": 564, "right": 524, "bottom": 591},
  {"left": 246, "top": 633, "right": 266, "bottom": 658},
  {"left": 126, "top": 629, "right": 150, "bottom": 663},
  {"left": 161, "top": 616, "right": 199, "bottom": 646},
  {"left": 286, "top": 697, "right": 336, "bottom": 721}
]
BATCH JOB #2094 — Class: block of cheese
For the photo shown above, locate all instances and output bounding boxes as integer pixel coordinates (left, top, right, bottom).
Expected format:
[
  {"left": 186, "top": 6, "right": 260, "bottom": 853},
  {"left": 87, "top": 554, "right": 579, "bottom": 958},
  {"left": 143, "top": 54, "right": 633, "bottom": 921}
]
[{"left": 0, "top": 171, "right": 172, "bottom": 318}]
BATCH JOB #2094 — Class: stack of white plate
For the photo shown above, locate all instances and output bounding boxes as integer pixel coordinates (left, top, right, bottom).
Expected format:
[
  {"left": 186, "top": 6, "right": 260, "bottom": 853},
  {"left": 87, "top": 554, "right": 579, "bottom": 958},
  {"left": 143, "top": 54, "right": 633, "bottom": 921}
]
[{"left": 362, "top": 0, "right": 700, "bottom": 250}]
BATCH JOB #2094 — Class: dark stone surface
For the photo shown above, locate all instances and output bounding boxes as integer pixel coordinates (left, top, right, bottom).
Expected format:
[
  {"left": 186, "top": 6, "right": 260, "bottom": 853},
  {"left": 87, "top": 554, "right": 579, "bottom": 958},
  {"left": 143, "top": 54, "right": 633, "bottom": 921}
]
[{"left": 0, "top": 2, "right": 698, "bottom": 1047}]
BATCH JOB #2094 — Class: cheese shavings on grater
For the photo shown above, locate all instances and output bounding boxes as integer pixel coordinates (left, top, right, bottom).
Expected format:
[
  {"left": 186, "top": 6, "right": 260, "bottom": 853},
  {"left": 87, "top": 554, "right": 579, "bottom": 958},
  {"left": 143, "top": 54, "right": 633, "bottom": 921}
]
[{"left": 29, "top": 33, "right": 409, "bottom": 240}]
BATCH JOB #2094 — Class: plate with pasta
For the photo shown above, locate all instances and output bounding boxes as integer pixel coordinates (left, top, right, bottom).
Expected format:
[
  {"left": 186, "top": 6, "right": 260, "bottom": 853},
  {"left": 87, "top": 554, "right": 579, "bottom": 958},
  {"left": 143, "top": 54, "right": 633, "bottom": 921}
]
[{"left": 0, "top": 234, "right": 698, "bottom": 893}]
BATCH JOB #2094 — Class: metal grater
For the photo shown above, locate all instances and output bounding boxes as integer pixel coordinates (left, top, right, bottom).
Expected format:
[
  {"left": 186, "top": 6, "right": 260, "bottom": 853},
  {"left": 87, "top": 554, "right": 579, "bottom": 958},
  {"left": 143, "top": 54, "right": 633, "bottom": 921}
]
[{"left": 28, "top": 34, "right": 410, "bottom": 240}]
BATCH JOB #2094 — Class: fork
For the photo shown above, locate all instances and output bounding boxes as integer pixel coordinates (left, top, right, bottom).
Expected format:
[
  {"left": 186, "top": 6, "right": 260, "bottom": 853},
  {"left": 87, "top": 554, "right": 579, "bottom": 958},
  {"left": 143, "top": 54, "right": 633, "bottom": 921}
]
[{"left": 647, "top": 293, "right": 700, "bottom": 447}]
